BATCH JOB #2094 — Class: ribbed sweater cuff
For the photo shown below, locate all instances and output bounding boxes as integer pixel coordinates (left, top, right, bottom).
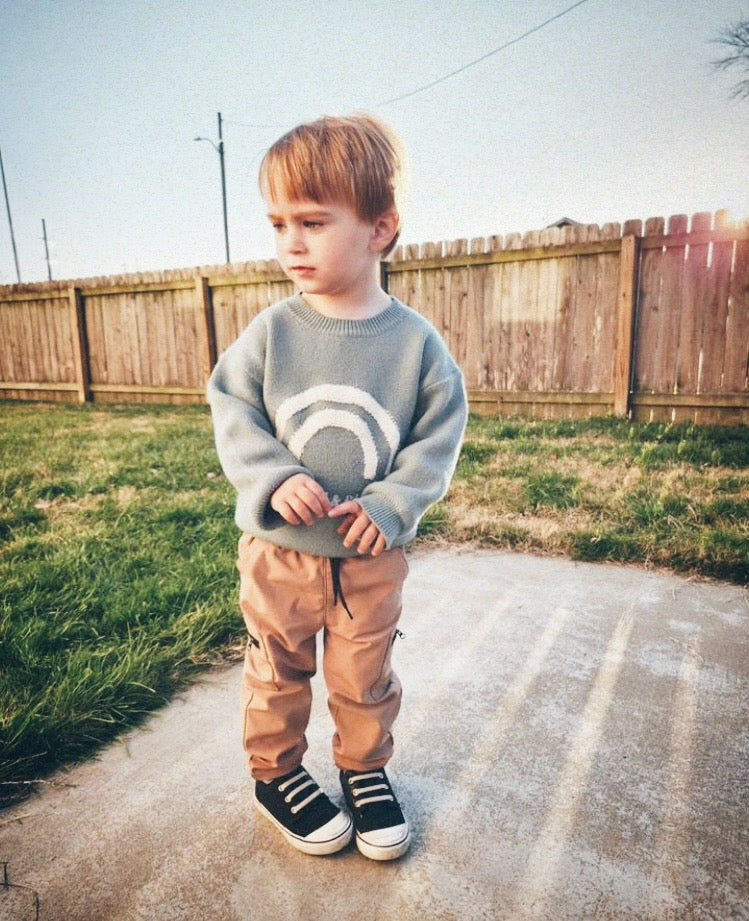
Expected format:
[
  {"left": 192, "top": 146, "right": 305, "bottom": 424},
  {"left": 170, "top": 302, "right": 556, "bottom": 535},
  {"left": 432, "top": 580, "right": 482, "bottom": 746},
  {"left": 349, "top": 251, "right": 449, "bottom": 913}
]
[{"left": 357, "top": 495, "right": 403, "bottom": 547}]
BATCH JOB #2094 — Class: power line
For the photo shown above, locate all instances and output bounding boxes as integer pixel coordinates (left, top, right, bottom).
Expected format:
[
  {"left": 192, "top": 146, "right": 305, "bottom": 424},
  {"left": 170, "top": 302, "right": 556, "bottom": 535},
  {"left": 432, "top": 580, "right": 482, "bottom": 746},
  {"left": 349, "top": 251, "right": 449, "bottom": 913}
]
[
  {"left": 376, "top": 0, "right": 592, "bottom": 107},
  {"left": 219, "top": 0, "right": 593, "bottom": 145}
]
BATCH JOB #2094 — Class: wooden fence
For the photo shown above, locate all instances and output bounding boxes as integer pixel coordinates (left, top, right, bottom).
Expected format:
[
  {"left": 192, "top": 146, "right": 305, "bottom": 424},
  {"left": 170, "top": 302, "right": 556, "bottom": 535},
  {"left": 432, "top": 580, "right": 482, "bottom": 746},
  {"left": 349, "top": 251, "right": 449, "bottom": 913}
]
[{"left": 1, "top": 210, "right": 747, "bottom": 424}]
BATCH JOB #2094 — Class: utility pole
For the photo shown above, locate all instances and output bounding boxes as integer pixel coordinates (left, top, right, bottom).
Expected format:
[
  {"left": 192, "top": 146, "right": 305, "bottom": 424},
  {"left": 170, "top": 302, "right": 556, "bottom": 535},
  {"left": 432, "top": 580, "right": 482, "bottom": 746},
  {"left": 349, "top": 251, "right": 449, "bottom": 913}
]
[
  {"left": 42, "top": 218, "right": 52, "bottom": 280},
  {"left": 218, "top": 112, "right": 230, "bottom": 264},
  {"left": 194, "top": 112, "right": 230, "bottom": 264},
  {"left": 0, "top": 145, "right": 21, "bottom": 283}
]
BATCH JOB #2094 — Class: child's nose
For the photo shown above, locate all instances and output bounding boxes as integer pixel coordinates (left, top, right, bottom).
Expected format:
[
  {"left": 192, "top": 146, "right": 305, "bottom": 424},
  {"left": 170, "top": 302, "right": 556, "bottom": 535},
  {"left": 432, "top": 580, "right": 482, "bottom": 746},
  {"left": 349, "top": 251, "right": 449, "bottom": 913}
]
[{"left": 287, "top": 227, "right": 307, "bottom": 253}]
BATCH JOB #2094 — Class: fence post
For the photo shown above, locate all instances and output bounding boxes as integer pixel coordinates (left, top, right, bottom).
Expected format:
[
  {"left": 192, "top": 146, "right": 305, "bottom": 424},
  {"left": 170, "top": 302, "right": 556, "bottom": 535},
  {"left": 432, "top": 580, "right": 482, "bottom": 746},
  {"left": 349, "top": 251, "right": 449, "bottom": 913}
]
[
  {"left": 196, "top": 275, "right": 217, "bottom": 387},
  {"left": 613, "top": 234, "right": 641, "bottom": 418},
  {"left": 380, "top": 259, "right": 389, "bottom": 294},
  {"left": 68, "top": 285, "right": 91, "bottom": 403}
]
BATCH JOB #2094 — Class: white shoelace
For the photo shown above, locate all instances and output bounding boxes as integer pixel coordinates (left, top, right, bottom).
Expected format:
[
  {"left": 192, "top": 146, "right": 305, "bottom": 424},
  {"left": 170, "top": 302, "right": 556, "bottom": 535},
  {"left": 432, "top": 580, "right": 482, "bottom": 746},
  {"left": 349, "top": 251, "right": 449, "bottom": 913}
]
[
  {"left": 348, "top": 771, "right": 395, "bottom": 807},
  {"left": 278, "top": 770, "right": 323, "bottom": 814}
]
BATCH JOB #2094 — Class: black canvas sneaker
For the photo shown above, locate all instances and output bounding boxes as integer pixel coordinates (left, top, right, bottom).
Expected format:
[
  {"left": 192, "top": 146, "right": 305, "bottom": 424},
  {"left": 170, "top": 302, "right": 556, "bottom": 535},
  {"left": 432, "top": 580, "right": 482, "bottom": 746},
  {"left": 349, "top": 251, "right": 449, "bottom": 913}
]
[
  {"left": 254, "top": 766, "right": 353, "bottom": 856},
  {"left": 340, "top": 768, "right": 411, "bottom": 861}
]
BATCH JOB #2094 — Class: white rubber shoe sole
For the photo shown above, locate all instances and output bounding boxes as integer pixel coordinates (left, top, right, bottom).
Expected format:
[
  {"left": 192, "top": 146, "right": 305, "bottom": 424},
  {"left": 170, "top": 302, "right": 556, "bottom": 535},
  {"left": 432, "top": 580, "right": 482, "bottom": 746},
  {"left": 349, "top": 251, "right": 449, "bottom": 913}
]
[
  {"left": 355, "top": 821, "right": 411, "bottom": 861},
  {"left": 254, "top": 797, "right": 353, "bottom": 856}
]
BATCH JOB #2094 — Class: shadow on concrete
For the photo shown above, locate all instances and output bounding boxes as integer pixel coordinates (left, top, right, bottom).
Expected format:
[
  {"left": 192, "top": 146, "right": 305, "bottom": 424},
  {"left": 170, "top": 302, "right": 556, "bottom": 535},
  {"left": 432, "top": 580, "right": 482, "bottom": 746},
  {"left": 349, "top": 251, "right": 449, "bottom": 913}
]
[{"left": 1, "top": 549, "right": 747, "bottom": 920}]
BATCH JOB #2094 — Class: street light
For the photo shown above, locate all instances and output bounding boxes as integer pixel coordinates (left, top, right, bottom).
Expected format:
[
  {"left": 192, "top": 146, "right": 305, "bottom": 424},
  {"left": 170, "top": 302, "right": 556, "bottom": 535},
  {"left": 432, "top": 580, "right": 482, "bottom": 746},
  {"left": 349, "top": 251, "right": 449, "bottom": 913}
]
[{"left": 195, "top": 111, "right": 230, "bottom": 264}]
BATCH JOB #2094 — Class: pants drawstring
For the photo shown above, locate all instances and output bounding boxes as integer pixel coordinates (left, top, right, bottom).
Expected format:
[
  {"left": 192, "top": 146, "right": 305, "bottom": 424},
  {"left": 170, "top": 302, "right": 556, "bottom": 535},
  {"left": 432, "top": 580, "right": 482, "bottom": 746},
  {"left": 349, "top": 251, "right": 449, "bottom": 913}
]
[{"left": 330, "top": 558, "right": 354, "bottom": 619}]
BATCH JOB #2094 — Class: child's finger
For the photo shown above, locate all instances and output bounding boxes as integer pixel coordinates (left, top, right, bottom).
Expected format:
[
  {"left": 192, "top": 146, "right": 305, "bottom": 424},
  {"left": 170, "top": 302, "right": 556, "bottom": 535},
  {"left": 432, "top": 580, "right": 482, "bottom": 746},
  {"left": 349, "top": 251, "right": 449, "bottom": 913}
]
[
  {"left": 274, "top": 500, "right": 302, "bottom": 525},
  {"left": 355, "top": 521, "right": 382, "bottom": 554},
  {"left": 298, "top": 483, "right": 329, "bottom": 520},
  {"left": 287, "top": 494, "right": 316, "bottom": 526},
  {"left": 341, "top": 512, "right": 371, "bottom": 550},
  {"left": 370, "top": 533, "right": 388, "bottom": 557},
  {"left": 328, "top": 499, "right": 360, "bottom": 519},
  {"left": 303, "top": 479, "right": 332, "bottom": 515},
  {"left": 335, "top": 513, "right": 357, "bottom": 535}
]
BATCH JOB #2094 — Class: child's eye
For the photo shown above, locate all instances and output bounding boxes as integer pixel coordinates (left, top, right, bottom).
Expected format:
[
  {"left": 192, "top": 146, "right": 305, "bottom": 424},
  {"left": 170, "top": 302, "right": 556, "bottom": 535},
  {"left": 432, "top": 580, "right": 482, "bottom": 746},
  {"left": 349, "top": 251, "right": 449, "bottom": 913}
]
[
  {"left": 303, "top": 220, "right": 322, "bottom": 229},
  {"left": 271, "top": 222, "right": 284, "bottom": 232}
]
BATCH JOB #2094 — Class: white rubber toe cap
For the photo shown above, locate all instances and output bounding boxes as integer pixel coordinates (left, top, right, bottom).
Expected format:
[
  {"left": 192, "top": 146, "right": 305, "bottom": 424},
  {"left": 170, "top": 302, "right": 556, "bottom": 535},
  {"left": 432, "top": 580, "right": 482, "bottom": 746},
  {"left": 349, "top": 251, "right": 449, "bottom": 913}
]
[{"left": 357, "top": 821, "right": 411, "bottom": 861}]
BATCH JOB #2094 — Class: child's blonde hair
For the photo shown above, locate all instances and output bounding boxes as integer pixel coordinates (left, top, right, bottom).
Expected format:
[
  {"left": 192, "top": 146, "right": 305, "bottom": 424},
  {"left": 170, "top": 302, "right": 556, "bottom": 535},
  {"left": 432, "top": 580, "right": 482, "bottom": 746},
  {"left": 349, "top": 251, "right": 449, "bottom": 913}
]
[{"left": 259, "top": 114, "right": 405, "bottom": 256}]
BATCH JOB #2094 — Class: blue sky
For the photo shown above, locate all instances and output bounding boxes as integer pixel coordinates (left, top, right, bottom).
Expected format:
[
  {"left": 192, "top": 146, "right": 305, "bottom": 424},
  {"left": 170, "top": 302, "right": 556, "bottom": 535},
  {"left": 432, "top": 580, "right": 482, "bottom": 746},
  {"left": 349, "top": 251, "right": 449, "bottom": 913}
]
[{"left": 1, "top": 0, "right": 748, "bottom": 283}]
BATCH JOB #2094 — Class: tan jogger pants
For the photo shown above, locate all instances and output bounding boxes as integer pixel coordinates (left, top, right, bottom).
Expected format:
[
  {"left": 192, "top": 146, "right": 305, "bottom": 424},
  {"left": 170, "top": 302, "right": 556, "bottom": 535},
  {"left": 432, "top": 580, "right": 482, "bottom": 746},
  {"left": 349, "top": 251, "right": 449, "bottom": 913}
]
[{"left": 237, "top": 534, "right": 408, "bottom": 782}]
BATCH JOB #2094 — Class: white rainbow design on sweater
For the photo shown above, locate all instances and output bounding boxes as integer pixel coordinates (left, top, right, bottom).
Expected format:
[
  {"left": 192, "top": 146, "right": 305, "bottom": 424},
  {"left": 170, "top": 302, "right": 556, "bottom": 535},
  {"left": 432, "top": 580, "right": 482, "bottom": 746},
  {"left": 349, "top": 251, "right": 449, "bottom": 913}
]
[{"left": 274, "top": 385, "right": 400, "bottom": 481}]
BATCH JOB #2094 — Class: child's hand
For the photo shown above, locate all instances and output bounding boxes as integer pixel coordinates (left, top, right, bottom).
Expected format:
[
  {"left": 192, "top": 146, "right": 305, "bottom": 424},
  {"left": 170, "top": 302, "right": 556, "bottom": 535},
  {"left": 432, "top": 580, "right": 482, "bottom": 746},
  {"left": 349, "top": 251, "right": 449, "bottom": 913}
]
[
  {"left": 270, "top": 474, "right": 332, "bottom": 526},
  {"left": 328, "top": 501, "right": 387, "bottom": 556}
]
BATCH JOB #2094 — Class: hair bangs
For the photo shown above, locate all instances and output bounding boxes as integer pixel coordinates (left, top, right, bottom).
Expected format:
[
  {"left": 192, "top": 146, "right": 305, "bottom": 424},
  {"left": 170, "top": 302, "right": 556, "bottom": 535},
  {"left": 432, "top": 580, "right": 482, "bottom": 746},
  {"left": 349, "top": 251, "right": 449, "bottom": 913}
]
[{"left": 259, "top": 115, "right": 404, "bottom": 226}]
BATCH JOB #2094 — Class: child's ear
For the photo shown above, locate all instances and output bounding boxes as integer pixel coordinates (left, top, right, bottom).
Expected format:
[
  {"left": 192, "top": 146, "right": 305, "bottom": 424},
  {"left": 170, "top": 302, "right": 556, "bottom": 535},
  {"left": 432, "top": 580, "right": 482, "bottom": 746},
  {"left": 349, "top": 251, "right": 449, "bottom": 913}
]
[{"left": 370, "top": 210, "right": 400, "bottom": 255}]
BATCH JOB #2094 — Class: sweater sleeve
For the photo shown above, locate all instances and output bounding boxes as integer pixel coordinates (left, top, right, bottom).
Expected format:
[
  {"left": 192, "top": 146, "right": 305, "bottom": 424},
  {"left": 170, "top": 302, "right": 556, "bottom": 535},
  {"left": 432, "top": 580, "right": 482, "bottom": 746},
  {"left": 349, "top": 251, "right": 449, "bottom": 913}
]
[
  {"left": 356, "top": 340, "right": 468, "bottom": 548},
  {"left": 207, "top": 321, "right": 309, "bottom": 533}
]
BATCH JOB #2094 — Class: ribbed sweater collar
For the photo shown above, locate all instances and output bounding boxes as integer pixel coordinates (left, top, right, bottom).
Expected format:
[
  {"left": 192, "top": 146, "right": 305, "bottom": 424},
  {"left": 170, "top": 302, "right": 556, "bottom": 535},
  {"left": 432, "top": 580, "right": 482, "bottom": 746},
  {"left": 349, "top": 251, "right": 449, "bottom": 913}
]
[{"left": 287, "top": 294, "right": 405, "bottom": 337}]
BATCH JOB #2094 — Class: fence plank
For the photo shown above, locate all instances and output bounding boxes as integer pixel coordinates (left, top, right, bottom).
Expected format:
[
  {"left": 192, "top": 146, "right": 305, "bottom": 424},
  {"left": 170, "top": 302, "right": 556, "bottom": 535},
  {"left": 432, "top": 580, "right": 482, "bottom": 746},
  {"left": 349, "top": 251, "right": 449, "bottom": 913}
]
[
  {"left": 445, "top": 239, "right": 467, "bottom": 367},
  {"left": 614, "top": 234, "right": 639, "bottom": 416},
  {"left": 535, "top": 230, "right": 558, "bottom": 396},
  {"left": 723, "top": 236, "right": 749, "bottom": 393},
  {"left": 634, "top": 216, "right": 666, "bottom": 399},
  {"left": 659, "top": 215, "right": 689, "bottom": 397},
  {"left": 551, "top": 243, "right": 577, "bottom": 391},
  {"left": 484, "top": 237, "right": 504, "bottom": 391},
  {"left": 574, "top": 226, "right": 602, "bottom": 394},
  {"left": 68, "top": 286, "right": 90, "bottom": 402},
  {"left": 502, "top": 234, "right": 524, "bottom": 391},
  {"left": 518, "top": 230, "right": 542, "bottom": 393},
  {"left": 420, "top": 241, "right": 443, "bottom": 332},
  {"left": 700, "top": 229, "right": 733, "bottom": 394},
  {"left": 674, "top": 214, "right": 711, "bottom": 407},
  {"left": 196, "top": 275, "right": 217, "bottom": 383},
  {"left": 464, "top": 245, "right": 487, "bottom": 389}
]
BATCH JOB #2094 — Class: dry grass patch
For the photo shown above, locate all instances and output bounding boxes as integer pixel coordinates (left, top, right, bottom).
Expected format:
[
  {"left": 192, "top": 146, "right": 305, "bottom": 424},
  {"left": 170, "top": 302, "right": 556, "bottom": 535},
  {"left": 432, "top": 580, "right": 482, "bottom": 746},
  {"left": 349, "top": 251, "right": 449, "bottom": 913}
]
[{"left": 419, "top": 415, "right": 749, "bottom": 584}]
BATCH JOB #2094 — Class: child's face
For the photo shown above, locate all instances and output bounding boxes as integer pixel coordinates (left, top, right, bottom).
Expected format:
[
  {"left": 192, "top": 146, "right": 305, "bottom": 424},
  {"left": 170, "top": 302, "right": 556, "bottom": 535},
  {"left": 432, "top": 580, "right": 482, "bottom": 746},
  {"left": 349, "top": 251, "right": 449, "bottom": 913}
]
[{"left": 265, "top": 191, "right": 393, "bottom": 307}]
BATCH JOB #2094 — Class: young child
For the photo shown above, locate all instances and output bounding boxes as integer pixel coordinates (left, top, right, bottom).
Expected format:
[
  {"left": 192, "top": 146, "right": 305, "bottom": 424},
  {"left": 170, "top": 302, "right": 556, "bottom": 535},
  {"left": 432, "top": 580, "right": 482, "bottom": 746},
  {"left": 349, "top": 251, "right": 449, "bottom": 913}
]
[{"left": 207, "top": 114, "right": 467, "bottom": 861}]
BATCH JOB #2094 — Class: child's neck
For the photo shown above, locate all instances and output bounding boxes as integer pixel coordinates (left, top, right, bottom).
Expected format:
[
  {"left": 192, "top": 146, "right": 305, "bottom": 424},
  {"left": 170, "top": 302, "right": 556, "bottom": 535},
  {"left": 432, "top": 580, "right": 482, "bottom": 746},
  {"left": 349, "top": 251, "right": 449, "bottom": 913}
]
[{"left": 302, "top": 284, "right": 391, "bottom": 320}]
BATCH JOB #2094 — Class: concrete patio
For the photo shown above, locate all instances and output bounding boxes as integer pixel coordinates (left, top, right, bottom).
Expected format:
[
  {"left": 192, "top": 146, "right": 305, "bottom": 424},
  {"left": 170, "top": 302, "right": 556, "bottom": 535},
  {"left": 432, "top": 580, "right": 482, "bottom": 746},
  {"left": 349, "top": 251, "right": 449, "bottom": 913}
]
[{"left": 1, "top": 548, "right": 747, "bottom": 920}]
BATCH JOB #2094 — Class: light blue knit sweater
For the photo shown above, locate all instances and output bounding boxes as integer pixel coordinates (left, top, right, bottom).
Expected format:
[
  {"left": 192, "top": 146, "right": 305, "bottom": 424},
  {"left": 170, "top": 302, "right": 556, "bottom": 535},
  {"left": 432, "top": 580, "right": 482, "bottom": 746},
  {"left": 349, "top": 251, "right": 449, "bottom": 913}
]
[{"left": 207, "top": 294, "right": 467, "bottom": 557}]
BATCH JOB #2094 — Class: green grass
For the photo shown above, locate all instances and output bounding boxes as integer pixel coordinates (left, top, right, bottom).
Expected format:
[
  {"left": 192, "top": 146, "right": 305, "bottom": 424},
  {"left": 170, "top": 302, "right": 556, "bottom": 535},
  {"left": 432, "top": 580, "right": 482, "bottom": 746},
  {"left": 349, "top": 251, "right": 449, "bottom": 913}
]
[
  {"left": 430, "top": 415, "right": 749, "bottom": 584},
  {"left": 1, "top": 403, "right": 748, "bottom": 805},
  {"left": 0, "top": 403, "right": 240, "bottom": 805}
]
